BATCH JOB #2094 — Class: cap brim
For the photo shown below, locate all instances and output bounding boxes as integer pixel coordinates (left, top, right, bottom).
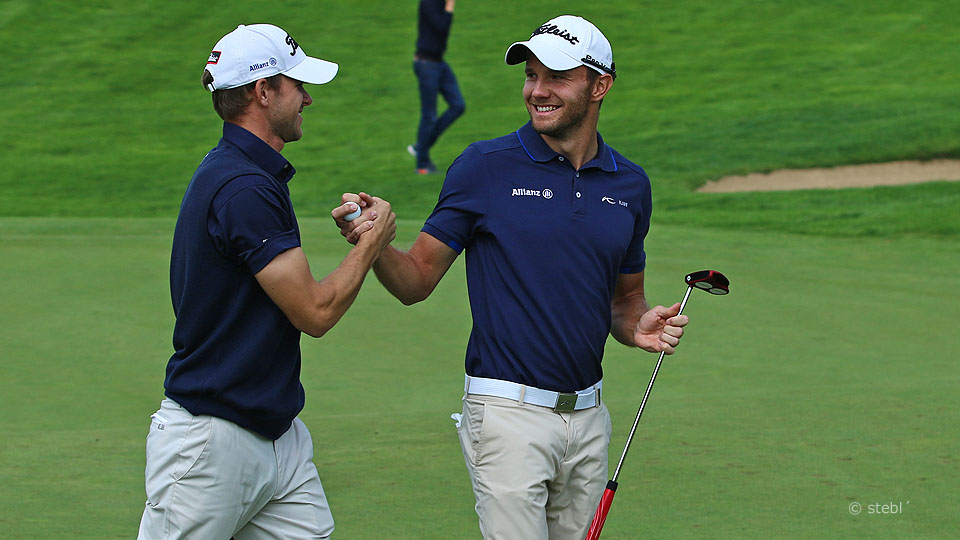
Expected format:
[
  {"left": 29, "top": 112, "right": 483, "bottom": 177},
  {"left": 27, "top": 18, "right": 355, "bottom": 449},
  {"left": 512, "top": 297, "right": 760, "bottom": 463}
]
[
  {"left": 505, "top": 41, "right": 582, "bottom": 71},
  {"left": 284, "top": 56, "right": 339, "bottom": 85}
]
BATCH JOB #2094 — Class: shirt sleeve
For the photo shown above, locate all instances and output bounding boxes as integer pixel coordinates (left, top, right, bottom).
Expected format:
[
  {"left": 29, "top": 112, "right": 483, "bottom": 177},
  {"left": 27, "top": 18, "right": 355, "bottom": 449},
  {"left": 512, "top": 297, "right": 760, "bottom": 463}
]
[
  {"left": 619, "top": 178, "right": 653, "bottom": 274},
  {"left": 208, "top": 175, "right": 301, "bottom": 274},
  {"left": 421, "top": 145, "right": 485, "bottom": 253}
]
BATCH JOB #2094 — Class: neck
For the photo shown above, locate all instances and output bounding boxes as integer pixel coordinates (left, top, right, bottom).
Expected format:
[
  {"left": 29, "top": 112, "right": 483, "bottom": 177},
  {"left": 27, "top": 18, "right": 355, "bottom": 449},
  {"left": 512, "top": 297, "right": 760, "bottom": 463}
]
[
  {"left": 539, "top": 116, "right": 599, "bottom": 170},
  {"left": 233, "top": 115, "right": 284, "bottom": 153}
]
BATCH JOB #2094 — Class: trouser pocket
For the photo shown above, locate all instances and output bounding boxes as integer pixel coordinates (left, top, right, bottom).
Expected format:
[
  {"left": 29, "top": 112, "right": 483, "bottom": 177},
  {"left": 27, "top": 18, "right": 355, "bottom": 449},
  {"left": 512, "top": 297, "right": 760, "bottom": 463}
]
[
  {"left": 143, "top": 400, "right": 211, "bottom": 508},
  {"left": 458, "top": 398, "right": 486, "bottom": 467}
]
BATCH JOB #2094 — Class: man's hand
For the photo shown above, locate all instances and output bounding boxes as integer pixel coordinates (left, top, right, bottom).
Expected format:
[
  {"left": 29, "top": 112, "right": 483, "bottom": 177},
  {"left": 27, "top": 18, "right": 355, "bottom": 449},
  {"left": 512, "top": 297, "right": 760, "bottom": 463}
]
[
  {"left": 633, "top": 303, "right": 688, "bottom": 354},
  {"left": 355, "top": 196, "right": 396, "bottom": 253},
  {"left": 332, "top": 192, "right": 395, "bottom": 247}
]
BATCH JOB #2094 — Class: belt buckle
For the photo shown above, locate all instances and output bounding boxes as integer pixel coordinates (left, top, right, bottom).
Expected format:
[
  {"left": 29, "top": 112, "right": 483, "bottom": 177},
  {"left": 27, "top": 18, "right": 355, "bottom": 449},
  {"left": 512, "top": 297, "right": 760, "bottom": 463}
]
[{"left": 553, "top": 393, "right": 578, "bottom": 412}]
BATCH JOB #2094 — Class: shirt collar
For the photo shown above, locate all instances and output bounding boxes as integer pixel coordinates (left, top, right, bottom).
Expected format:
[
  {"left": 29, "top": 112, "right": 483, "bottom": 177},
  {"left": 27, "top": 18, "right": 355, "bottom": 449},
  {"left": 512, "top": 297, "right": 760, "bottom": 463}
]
[
  {"left": 222, "top": 122, "right": 296, "bottom": 183},
  {"left": 515, "top": 121, "right": 618, "bottom": 172}
]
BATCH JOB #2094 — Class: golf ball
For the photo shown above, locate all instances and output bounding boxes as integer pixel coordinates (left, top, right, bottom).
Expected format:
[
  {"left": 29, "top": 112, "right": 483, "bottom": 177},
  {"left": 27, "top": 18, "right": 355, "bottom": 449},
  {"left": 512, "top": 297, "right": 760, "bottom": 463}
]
[{"left": 343, "top": 204, "right": 362, "bottom": 222}]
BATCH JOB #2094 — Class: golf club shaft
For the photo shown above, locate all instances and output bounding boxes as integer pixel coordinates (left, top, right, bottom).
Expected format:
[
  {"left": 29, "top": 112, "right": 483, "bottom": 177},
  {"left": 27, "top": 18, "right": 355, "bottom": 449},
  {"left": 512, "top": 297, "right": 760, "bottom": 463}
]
[{"left": 610, "top": 285, "right": 693, "bottom": 483}]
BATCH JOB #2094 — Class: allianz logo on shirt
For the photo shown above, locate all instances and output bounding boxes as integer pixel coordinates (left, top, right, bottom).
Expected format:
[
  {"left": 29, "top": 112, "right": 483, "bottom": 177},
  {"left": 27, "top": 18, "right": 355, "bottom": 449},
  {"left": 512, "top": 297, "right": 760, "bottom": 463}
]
[
  {"left": 511, "top": 187, "right": 554, "bottom": 199},
  {"left": 510, "top": 188, "right": 627, "bottom": 207}
]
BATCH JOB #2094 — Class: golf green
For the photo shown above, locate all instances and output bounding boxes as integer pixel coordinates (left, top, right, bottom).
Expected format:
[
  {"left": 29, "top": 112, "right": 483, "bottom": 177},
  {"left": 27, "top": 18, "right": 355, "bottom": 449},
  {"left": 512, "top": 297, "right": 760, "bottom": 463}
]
[{"left": 1, "top": 218, "right": 955, "bottom": 538}]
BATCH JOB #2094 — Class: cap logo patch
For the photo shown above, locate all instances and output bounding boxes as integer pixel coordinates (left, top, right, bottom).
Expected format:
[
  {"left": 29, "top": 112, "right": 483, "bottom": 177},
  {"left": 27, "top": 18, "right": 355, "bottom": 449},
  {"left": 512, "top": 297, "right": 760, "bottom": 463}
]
[
  {"left": 531, "top": 24, "right": 579, "bottom": 46},
  {"left": 582, "top": 54, "right": 615, "bottom": 76},
  {"left": 207, "top": 51, "right": 221, "bottom": 64},
  {"left": 250, "top": 61, "right": 270, "bottom": 72},
  {"left": 269, "top": 57, "right": 278, "bottom": 66},
  {"left": 285, "top": 34, "right": 300, "bottom": 56}
]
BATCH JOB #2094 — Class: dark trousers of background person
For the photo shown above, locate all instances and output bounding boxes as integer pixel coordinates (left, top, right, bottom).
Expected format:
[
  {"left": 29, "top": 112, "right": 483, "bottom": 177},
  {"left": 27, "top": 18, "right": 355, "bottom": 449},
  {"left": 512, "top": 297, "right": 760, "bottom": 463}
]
[{"left": 413, "top": 57, "right": 465, "bottom": 171}]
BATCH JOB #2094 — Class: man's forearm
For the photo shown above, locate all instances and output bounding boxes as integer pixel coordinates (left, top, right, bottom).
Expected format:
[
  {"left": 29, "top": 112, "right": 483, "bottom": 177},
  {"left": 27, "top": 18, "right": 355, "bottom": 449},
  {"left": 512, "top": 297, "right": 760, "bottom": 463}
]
[
  {"left": 372, "top": 246, "right": 433, "bottom": 305},
  {"left": 610, "top": 295, "right": 649, "bottom": 347},
  {"left": 256, "top": 241, "right": 380, "bottom": 339},
  {"left": 313, "top": 239, "right": 386, "bottom": 321}
]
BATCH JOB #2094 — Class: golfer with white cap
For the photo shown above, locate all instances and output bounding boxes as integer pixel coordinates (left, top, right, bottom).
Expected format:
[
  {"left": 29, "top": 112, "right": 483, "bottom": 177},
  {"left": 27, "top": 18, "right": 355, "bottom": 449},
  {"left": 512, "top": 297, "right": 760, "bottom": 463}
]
[
  {"left": 336, "top": 15, "right": 687, "bottom": 540},
  {"left": 137, "top": 24, "right": 395, "bottom": 539}
]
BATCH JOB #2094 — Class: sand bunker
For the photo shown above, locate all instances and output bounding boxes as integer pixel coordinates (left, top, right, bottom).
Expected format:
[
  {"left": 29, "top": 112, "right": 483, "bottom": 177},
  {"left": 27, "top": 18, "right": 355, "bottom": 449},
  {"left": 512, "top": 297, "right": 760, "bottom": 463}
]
[{"left": 697, "top": 159, "right": 960, "bottom": 193}]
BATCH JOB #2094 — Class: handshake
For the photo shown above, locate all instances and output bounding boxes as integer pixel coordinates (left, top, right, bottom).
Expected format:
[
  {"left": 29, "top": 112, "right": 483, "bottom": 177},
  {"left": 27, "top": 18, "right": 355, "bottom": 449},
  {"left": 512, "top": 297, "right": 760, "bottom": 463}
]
[{"left": 331, "top": 192, "right": 397, "bottom": 251}]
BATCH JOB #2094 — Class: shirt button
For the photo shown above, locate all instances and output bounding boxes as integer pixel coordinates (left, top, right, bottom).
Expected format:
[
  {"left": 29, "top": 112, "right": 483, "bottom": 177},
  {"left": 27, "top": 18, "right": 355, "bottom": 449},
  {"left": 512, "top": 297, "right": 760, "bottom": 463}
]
[
  {"left": 558, "top": 156, "right": 564, "bottom": 161},
  {"left": 576, "top": 172, "right": 580, "bottom": 178},
  {"left": 576, "top": 192, "right": 581, "bottom": 198}
]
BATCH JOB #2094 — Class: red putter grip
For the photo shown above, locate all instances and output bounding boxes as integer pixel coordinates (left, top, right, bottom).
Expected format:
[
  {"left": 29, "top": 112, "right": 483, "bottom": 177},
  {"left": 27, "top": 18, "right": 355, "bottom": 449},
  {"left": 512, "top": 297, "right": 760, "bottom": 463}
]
[{"left": 585, "top": 480, "right": 618, "bottom": 540}]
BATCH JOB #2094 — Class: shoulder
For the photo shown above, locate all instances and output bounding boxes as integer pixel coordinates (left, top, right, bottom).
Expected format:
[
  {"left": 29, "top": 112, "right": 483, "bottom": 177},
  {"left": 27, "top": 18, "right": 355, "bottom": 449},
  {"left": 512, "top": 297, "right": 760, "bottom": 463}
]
[
  {"left": 186, "top": 142, "right": 274, "bottom": 205},
  {"left": 445, "top": 132, "right": 525, "bottom": 183},
  {"left": 201, "top": 144, "right": 283, "bottom": 211},
  {"left": 208, "top": 174, "right": 286, "bottom": 219},
  {"left": 196, "top": 140, "right": 262, "bottom": 178},
  {"left": 603, "top": 145, "right": 653, "bottom": 213},
  {"left": 607, "top": 145, "right": 650, "bottom": 181},
  {"left": 475, "top": 131, "right": 525, "bottom": 154},
  {"left": 216, "top": 173, "right": 276, "bottom": 197},
  {"left": 456, "top": 131, "right": 524, "bottom": 162}
]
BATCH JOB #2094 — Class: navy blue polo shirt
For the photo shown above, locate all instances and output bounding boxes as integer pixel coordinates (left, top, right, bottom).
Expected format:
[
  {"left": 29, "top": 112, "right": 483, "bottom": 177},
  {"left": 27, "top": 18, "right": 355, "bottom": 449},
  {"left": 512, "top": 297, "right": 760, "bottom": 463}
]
[
  {"left": 415, "top": 0, "right": 453, "bottom": 61},
  {"left": 165, "top": 122, "right": 304, "bottom": 440},
  {"left": 423, "top": 122, "right": 653, "bottom": 393}
]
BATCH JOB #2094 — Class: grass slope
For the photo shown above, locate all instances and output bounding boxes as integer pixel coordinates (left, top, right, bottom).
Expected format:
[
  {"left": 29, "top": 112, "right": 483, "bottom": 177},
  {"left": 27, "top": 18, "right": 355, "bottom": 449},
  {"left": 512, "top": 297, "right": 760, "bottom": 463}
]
[{"left": 1, "top": 0, "right": 959, "bottom": 237}]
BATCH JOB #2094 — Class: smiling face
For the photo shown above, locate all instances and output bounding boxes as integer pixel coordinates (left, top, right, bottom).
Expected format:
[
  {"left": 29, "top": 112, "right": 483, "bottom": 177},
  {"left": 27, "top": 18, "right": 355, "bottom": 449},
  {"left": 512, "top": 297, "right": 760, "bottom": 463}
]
[
  {"left": 269, "top": 75, "right": 313, "bottom": 143},
  {"left": 523, "top": 55, "right": 596, "bottom": 141}
]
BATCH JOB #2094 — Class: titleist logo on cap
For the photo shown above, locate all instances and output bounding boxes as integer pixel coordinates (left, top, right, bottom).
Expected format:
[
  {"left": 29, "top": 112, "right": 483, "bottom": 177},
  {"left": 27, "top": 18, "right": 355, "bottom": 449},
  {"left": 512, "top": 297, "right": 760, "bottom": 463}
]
[
  {"left": 531, "top": 23, "right": 579, "bottom": 45},
  {"left": 284, "top": 34, "right": 299, "bottom": 56}
]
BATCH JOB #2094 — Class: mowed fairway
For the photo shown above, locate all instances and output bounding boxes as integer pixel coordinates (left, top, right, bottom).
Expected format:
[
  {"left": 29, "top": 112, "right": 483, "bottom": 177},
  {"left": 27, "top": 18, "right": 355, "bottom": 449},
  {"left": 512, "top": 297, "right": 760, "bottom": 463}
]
[
  {"left": 2, "top": 0, "right": 959, "bottom": 538},
  {"left": 1, "top": 218, "right": 957, "bottom": 539}
]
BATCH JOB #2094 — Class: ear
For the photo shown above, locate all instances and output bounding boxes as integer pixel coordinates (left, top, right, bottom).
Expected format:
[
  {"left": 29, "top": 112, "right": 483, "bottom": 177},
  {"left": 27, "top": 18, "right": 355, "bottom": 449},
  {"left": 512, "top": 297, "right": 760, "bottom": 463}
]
[
  {"left": 591, "top": 73, "right": 614, "bottom": 103},
  {"left": 252, "top": 78, "right": 274, "bottom": 108}
]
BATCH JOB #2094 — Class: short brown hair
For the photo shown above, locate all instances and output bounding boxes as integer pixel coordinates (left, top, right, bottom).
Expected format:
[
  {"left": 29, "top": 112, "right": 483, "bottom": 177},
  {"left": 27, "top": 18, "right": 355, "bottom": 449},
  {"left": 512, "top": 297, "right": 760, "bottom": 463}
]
[{"left": 201, "top": 70, "right": 283, "bottom": 121}]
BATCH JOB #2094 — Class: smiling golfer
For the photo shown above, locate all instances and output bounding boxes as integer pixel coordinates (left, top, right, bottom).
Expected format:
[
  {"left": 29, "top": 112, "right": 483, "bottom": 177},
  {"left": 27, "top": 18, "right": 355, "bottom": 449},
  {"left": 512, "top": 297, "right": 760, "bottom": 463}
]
[
  {"left": 137, "top": 23, "right": 395, "bottom": 540},
  {"left": 334, "top": 15, "right": 688, "bottom": 540}
]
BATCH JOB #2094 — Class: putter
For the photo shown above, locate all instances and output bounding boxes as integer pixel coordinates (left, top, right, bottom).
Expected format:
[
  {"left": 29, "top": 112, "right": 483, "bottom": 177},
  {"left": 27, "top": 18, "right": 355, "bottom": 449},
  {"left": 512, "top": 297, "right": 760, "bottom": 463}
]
[{"left": 585, "top": 270, "right": 729, "bottom": 540}]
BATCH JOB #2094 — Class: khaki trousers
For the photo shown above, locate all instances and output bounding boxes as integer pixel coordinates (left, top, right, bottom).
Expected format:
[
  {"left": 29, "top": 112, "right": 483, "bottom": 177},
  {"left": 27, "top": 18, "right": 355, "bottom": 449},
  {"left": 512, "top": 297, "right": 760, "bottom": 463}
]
[
  {"left": 458, "top": 394, "right": 612, "bottom": 540},
  {"left": 137, "top": 399, "right": 334, "bottom": 540}
]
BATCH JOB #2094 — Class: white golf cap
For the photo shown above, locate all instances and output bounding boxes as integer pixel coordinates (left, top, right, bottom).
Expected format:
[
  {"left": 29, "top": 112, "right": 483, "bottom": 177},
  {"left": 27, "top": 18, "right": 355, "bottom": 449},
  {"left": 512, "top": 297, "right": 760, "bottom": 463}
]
[
  {"left": 505, "top": 15, "right": 616, "bottom": 78},
  {"left": 204, "top": 24, "right": 339, "bottom": 92}
]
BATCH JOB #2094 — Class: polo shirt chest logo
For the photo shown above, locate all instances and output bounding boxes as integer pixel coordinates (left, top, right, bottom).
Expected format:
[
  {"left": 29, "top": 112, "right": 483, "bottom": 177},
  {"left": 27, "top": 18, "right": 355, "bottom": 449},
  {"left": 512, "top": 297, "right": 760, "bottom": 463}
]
[
  {"left": 602, "top": 195, "right": 628, "bottom": 207},
  {"left": 511, "top": 187, "right": 553, "bottom": 199}
]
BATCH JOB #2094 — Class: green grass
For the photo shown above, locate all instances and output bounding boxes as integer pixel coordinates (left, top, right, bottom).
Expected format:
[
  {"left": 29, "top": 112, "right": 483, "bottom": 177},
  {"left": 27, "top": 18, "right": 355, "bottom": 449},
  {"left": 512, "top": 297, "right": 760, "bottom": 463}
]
[
  {"left": 2, "top": 0, "right": 960, "bottom": 237},
  {"left": 2, "top": 0, "right": 960, "bottom": 538},
  {"left": 1, "top": 218, "right": 957, "bottom": 539},
  {"left": 659, "top": 181, "right": 960, "bottom": 237}
]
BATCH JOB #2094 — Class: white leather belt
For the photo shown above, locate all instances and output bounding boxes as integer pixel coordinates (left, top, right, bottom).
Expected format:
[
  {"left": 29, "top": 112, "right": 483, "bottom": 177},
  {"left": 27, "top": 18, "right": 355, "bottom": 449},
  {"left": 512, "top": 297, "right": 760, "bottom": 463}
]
[{"left": 464, "top": 375, "right": 602, "bottom": 412}]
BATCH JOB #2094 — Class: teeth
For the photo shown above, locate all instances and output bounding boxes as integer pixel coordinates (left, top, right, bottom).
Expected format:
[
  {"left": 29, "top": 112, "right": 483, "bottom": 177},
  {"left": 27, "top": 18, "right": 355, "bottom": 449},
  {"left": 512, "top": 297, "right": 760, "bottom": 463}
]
[{"left": 536, "top": 105, "right": 558, "bottom": 112}]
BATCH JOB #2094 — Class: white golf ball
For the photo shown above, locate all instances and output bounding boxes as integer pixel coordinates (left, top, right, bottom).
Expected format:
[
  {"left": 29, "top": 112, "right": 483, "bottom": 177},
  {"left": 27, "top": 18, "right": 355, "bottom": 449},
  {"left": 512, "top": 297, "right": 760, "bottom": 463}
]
[{"left": 344, "top": 205, "right": 362, "bottom": 222}]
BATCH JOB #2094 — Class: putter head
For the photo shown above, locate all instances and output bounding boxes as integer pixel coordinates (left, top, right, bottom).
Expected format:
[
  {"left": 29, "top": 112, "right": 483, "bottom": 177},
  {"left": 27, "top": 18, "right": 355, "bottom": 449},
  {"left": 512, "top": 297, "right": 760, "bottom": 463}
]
[{"left": 685, "top": 270, "right": 729, "bottom": 295}]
